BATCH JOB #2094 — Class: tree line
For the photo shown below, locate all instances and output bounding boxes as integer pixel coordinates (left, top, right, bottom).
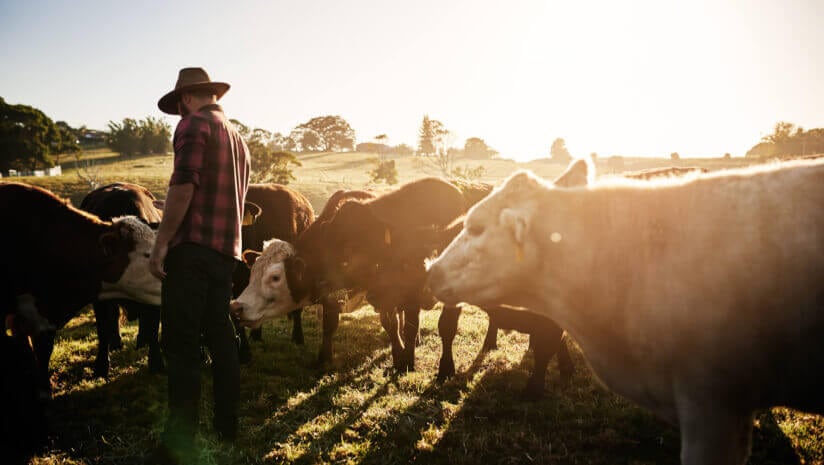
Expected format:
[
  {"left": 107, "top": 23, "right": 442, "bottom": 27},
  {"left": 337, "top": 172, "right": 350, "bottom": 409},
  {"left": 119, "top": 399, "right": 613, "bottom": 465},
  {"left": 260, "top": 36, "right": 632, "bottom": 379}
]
[{"left": 746, "top": 121, "right": 824, "bottom": 159}]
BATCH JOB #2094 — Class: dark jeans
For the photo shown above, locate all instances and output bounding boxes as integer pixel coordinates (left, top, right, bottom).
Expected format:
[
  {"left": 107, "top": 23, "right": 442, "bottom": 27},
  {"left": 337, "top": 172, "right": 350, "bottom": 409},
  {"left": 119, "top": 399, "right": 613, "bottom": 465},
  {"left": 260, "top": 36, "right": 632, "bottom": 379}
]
[{"left": 161, "top": 243, "right": 239, "bottom": 450}]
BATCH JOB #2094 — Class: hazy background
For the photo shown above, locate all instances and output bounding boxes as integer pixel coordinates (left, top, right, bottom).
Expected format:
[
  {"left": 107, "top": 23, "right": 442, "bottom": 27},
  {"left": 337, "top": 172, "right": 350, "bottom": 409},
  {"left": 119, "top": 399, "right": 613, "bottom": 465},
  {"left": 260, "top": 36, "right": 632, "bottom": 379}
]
[{"left": 2, "top": 0, "right": 822, "bottom": 160}]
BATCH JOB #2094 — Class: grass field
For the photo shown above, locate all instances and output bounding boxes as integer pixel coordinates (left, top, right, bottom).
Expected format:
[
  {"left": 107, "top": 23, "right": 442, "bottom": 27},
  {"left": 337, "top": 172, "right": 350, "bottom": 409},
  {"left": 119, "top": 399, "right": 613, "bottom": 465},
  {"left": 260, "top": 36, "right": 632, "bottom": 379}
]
[{"left": 9, "top": 150, "right": 823, "bottom": 464}]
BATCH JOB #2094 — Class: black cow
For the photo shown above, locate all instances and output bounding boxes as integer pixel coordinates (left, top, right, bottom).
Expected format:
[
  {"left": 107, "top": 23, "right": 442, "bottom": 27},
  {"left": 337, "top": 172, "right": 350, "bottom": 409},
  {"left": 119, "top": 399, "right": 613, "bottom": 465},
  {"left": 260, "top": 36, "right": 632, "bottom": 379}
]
[{"left": 80, "top": 183, "right": 165, "bottom": 377}]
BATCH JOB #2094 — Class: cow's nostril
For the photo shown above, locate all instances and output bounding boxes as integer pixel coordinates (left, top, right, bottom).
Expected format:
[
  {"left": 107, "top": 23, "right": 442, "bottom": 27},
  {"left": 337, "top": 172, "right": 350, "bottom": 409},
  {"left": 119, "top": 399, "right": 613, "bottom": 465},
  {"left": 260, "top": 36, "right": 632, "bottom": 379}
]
[{"left": 229, "top": 301, "right": 244, "bottom": 316}]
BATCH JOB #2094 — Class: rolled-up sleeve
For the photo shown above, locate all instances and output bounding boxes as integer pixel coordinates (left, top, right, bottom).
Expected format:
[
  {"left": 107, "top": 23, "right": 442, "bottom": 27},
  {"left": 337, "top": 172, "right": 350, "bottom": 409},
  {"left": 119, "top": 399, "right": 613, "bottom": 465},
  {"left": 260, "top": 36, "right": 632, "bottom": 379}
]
[{"left": 170, "top": 115, "right": 210, "bottom": 187}]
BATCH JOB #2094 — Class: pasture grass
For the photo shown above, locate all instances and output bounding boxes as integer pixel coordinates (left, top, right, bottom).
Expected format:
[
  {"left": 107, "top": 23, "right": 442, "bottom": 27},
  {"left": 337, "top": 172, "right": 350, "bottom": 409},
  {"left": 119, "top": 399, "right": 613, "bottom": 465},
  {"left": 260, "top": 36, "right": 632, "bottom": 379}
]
[
  {"left": 24, "top": 304, "right": 822, "bottom": 465},
  {"left": 12, "top": 152, "right": 821, "bottom": 464}
]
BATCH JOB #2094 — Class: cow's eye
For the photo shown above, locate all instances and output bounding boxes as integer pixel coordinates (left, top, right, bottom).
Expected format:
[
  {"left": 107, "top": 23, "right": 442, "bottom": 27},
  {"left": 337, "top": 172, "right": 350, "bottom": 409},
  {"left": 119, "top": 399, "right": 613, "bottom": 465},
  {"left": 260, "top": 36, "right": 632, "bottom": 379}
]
[
  {"left": 272, "top": 275, "right": 281, "bottom": 283},
  {"left": 143, "top": 253, "right": 151, "bottom": 258}
]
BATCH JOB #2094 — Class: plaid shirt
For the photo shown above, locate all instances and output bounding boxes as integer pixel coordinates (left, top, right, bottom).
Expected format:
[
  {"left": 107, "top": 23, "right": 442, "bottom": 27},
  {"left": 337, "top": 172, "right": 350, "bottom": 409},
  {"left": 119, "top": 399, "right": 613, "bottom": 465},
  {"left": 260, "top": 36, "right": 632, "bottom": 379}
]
[{"left": 169, "top": 104, "right": 250, "bottom": 260}]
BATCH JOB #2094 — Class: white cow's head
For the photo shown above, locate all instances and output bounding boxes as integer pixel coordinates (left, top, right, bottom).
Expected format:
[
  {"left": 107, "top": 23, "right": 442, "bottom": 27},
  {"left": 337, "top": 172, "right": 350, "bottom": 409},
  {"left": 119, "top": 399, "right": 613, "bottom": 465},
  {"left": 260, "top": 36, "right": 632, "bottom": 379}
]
[
  {"left": 230, "top": 239, "right": 304, "bottom": 328},
  {"left": 98, "top": 216, "right": 162, "bottom": 305},
  {"left": 428, "top": 159, "right": 590, "bottom": 307}
]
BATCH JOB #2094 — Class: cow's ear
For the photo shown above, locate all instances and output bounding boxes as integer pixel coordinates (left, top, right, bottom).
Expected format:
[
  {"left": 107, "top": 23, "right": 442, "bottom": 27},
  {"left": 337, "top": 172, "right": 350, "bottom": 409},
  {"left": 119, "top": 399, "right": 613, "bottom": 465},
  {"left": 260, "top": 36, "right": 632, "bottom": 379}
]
[
  {"left": 242, "top": 250, "right": 261, "bottom": 268},
  {"left": 286, "top": 256, "right": 305, "bottom": 281},
  {"left": 99, "top": 230, "right": 120, "bottom": 257},
  {"left": 554, "top": 158, "right": 592, "bottom": 188},
  {"left": 368, "top": 178, "right": 465, "bottom": 229},
  {"left": 499, "top": 208, "right": 527, "bottom": 245},
  {"left": 243, "top": 202, "right": 262, "bottom": 226}
]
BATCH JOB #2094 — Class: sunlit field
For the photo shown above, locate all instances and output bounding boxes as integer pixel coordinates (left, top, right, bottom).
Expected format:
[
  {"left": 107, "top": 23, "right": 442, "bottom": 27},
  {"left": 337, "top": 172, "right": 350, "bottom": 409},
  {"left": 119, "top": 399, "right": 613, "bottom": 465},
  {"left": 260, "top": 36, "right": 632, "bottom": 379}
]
[{"left": 12, "top": 151, "right": 823, "bottom": 465}]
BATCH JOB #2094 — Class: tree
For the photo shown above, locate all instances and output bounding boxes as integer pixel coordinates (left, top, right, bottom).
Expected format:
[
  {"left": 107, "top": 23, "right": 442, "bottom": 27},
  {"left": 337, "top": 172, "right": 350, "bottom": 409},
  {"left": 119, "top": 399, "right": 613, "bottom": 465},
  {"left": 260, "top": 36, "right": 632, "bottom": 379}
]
[
  {"left": 723, "top": 153, "right": 732, "bottom": 159},
  {"left": 392, "top": 144, "right": 414, "bottom": 156},
  {"left": 232, "top": 119, "right": 303, "bottom": 184},
  {"left": 417, "top": 115, "right": 449, "bottom": 156},
  {"left": 289, "top": 127, "right": 323, "bottom": 152},
  {"left": 138, "top": 117, "right": 172, "bottom": 154},
  {"left": 295, "top": 115, "right": 355, "bottom": 151},
  {"left": 418, "top": 115, "right": 436, "bottom": 156},
  {"left": 0, "top": 97, "right": 75, "bottom": 172},
  {"left": 550, "top": 138, "right": 572, "bottom": 163},
  {"left": 463, "top": 137, "right": 498, "bottom": 159},
  {"left": 107, "top": 118, "right": 141, "bottom": 157},
  {"left": 369, "top": 159, "right": 398, "bottom": 185},
  {"left": 670, "top": 152, "right": 680, "bottom": 160}
]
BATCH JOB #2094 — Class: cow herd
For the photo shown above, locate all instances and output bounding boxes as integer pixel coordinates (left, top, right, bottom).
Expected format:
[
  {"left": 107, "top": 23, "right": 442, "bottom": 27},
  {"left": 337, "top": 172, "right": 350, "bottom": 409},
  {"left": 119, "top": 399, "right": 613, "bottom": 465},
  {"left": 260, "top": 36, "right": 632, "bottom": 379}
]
[{"left": 2, "top": 157, "right": 823, "bottom": 465}]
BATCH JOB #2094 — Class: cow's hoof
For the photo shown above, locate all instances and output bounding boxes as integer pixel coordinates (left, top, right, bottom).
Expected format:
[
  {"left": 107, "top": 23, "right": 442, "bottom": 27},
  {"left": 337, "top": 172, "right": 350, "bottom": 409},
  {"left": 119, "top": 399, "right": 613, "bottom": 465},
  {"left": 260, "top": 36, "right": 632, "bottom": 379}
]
[
  {"left": 436, "top": 360, "right": 456, "bottom": 382},
  {"left": 238, "top": 346, "right": 252, "bottom": 365},
  {"left": 93, "top": 361, "right": 110, "bottom": 379},
  {"left": 520, "top": 384, "right": 544, "bottom": 401},
  {"left": 316, "top": 350, "right": 333, "bottom": 368},
  {"left": 148, "top": 356, "right": 166, "bottom": 374}
]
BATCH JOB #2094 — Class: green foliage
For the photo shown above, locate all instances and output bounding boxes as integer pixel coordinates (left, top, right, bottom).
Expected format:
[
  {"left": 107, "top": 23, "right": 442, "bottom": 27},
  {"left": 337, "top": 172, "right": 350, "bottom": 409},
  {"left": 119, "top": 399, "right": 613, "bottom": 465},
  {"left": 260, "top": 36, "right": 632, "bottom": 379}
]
[
  {"left": 392, "top": 143, "right": 414, "bottom": 156},
  {"left": 231, "top": 119, "right": 303, "bottom": 184},
  {"left": 747, "top": 121, "right": 824, "bottom": 158},
  {"left": 463, "top": 137, "right": 498, "bottom": 159},
  {"left": 107, "top": 117, "right": 170, "bottom": 157},
  {"left": 290, "top": 127, "right": 324, "bottom": 152},
  {"left": 0, "top": 97, "right": 78, "bottom": 172},
  {"left": 451, "top": 164, "right": 486, "bottom": 181},
  {"left": 549, "top": 137, "right": 572, "bottom": 163},
  {"left": 369, "top": 158, "right": 399, "bottom": 185},
  {"left": 295, "top": 115, "right": 356, "bottom": 151}
]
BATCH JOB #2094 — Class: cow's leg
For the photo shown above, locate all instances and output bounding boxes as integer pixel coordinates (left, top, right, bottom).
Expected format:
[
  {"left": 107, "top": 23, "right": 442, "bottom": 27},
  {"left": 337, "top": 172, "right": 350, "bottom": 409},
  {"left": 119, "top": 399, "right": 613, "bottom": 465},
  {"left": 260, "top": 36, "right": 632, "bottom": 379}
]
[
  {"left": 400, "top": 306, "right": 420, "bottom": 372},
  {"left": 523, "top": 319, "right": 568, "bottom": 399},
  {"left": 93, "top": 301, "right": 118, "bottom": 378},
  {"left": 137, "top": 305, "right": 164, "bottom": 373},
  {"left": 110, "top": 305, "right": 123, "bottom": 351},
  {"left": 556, "top": 333, "right": 573, "bottom": 381},
  {"left": 289, "top": 309, "right": 304, "bottom": 345},
  {"left": 678, "top": 403, "right": 754, "bottom": 465},
  {"left": 481, "top": 313, "right": 499, "bottom": 352},
  {"left": 249, "top": 327, "right": 262, "bottom": 342},
  {"left": 31, "top": 329, "right": 56, "bottom": 399},
  {"left": 379, "top": 309, "right": 404, "bottom": 369},
  {"left": 437, "top": 305, "right": 462, "bottom": 381},
  {"left": 234, "top": 317, "right": 252, "bottom": 364},
  {"left": 318, "top": 298, "right": 341, "bottom": 366}
]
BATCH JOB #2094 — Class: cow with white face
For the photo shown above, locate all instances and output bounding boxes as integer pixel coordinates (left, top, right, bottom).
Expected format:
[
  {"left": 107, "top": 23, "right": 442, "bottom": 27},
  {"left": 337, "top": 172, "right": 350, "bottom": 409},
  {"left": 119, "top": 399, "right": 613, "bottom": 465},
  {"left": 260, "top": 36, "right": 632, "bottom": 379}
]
[
  {"left": 230, "top": 239, "right": 303, "bottom": 328},
  {"left": 428, "top": 159, "right": 824, "bottom": 465},
  {"left": 1, "top": 182, "right": 162, "bottom": 395},
  {"left": 98, "top": 216, "right": 162, "bottom": 304}
]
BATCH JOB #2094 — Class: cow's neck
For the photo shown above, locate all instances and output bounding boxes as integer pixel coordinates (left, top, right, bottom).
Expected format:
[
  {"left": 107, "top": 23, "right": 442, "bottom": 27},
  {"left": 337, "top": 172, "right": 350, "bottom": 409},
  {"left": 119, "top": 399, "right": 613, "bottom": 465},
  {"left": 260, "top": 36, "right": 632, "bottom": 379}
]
[{"left": 535, "top": 189, "right": 680, "bottom": 418}]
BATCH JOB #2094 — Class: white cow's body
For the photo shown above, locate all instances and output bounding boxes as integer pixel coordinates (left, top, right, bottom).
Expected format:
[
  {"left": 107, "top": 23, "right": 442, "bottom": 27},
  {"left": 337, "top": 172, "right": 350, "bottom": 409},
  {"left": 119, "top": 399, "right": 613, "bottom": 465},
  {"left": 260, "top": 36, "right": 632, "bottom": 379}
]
[{"left": 428, "top": 159, "right": 824, "bottom": 465}]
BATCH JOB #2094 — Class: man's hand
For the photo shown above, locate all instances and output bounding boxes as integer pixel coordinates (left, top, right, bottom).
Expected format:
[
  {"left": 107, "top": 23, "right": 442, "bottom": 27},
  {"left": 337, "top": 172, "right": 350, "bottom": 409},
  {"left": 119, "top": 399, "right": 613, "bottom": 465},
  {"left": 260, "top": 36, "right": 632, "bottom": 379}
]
[{"left": 149, "top": 240, "right": 168, "bottom": 280}]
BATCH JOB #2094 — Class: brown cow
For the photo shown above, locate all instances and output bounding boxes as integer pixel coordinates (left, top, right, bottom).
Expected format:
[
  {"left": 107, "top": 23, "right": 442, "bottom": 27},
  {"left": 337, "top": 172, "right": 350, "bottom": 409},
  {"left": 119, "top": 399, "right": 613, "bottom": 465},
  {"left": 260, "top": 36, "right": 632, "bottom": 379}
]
[
  {"left": 0, "top": 182, "right": 161, "bottom": 395},
  {"left": 232, "top": 183, "right": 315, "bottom": 361},
  {"left": 234, "top": 173, "right": 585, "bottom": 397}
]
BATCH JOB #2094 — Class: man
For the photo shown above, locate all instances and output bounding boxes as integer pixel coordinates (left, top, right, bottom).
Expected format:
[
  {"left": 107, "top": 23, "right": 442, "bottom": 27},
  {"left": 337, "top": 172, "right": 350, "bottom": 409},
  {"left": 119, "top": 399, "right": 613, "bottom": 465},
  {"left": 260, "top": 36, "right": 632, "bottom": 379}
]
[{"left": 150, "top": 67, "right": 250, "bottom": 460}]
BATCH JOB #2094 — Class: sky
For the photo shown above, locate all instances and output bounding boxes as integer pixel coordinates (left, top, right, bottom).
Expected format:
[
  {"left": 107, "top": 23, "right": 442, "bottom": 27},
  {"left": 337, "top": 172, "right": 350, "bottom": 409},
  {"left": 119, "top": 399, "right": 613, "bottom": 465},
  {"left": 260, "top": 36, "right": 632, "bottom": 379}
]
[{"left": 1, "top": 0, "right": 823, "bottom": 161}]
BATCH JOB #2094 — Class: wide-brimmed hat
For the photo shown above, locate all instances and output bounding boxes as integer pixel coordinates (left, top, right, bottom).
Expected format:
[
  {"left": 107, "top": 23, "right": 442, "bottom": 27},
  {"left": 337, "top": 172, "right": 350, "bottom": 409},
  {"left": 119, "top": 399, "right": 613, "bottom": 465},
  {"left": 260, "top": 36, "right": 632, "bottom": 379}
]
[{"left": 157, "top": 67, "right": 230, "bottom": 115}]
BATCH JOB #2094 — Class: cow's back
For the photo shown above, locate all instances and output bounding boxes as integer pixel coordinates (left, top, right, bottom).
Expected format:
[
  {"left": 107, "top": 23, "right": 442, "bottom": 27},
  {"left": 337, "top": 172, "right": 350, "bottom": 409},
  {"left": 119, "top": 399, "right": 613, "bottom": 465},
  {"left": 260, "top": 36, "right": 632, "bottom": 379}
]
[{"left": 80, "top": 183, "right": 161, "bottom": 223}]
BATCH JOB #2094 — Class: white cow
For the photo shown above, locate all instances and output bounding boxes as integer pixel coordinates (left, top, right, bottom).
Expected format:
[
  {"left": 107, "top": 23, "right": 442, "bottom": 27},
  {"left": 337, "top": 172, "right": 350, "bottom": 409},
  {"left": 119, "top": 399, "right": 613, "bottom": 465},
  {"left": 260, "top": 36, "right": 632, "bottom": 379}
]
[
  {"left": 428, "top": 159, "right": 824, "bottom": 465},
  {"left": 230, "top": 239, "right": 302, "bottom": 328}
]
